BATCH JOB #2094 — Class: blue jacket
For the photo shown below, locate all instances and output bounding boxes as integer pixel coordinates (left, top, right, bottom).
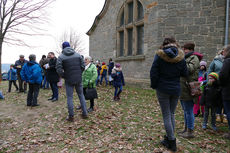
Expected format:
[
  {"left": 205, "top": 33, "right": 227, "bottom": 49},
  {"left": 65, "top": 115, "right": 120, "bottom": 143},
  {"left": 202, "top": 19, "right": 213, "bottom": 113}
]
[
  {"left": 208, "top": 55, "right": 224, "bottom": 74},
  {"left": 8, "top": 68, "right": 17, "bottom": 81},
  {"left": 150, "top": 45, "right": 188, "bottom": 96},
  {"left": 20, "top": 61, "right": 43, "bottom": 84},
  {"left": 111, "top": 67, "right": 125, "bottom": 87}
]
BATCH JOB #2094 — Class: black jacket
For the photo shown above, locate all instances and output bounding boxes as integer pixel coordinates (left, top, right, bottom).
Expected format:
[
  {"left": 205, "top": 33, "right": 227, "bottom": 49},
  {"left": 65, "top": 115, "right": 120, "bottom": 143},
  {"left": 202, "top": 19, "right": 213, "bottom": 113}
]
[
  {"left": 150, "top": 44, "right": 188, "bottom": 96},
  {"left": 200, "top": 83, "right": 221, "bottom": 107},
  {"left": 14, "top": 59, "right": 28, "bottom": 75},
  {"left": 56, "top": 47, "right": 85, "bottom": 85},
  {"left": 47, "top": 57, "right": 59, "bottom": 83},
  {"left": 219, "top": 56, "right": 230, "bottom": 101}
]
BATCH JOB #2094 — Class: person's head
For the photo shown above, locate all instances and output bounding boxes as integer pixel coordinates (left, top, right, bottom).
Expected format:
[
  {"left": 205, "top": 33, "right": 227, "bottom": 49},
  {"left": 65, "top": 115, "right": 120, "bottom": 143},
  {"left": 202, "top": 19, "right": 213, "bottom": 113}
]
[
  {"left": 10, "top": 64, "right": 14, "bottom": 69},
  {"left": 48, "top": 52, "right": 55, "bottom": 59},
  {"left": 208, "top": 72, "right": 219, "bottom": 84},
  {"left": 84, "top": 56, "right": 92, "bottom": 65},
  {"left": 102, "top": 62, "right": 106, "bottom": 65},
  {"left": 109, "top": 58, "right": 112, "bottom": 62},
  {"left": 42, "top": 55, "right": 46, "bottom": 59},
  {"left": 29, "top": 54, "right": 36, "bottom": 62},
  {"left": 200, "top": 61, "right": 207, "bottom": 71},
  {"left": 115, "top": 63, "right": 121, "bottom": 68},
  {"left": 183, "top": 43, "right": 195, "bottom": 54},
  {"left": 223, "top": 45, "right": 230, "bottom": 58},
  {"left": 19, "top": 55, "right": 24, "bottom": 61},
  {"left": 62, "top": 41, "right": 70, "bottom": 49},
  {"left": 161, "top": 37, "right": 177, "bottom": 48}
]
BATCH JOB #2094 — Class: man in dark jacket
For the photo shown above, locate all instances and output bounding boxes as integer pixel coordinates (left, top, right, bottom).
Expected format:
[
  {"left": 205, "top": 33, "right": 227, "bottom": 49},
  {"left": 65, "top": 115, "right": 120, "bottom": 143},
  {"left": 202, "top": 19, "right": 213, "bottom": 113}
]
[
  {"left": 56, "top": 41, "right": 88, "bottom": 122},
  {"left": 20, "top": 54, "right": 42, "bottom": 107},
  {"left": 15, "top": 55, "right": 28, "bottom": 92},
  {"left": 219, "top": 45, "right": 230, "bottom": 140},
  {"left": 108, "top": 58, "right": 114, "bottom": 85},
  {"left": 47, "top": 52, "right": 59, "bottom": 102}
]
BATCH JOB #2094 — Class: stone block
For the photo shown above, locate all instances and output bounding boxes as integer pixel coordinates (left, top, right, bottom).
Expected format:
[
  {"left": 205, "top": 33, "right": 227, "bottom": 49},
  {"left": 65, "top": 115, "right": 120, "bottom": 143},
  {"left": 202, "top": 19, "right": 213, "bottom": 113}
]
[
  {"left": 175, "top": 34, "right": 193, "bottom": 41},
  {"left": 175, "top": 26, "right": 185, "bottom": 34},
  {"left": 207, "top": 17, "right": 217, "bottom": 24},
  {"left": 188, "top": 26, "right": 200, "bottom": 35},
  {"left": 164, "top": 18, "right": 180, "bottom": 26},
  {"left": 216, "top": 0, "right": 225, "bottom": 7},
  {"left": 183, "top": 18, "right": 194, "bottom": 25},
  {"left": 195, "top": 18, "right": 206, "bottom": 24},
  {"left": 200, "top": 27, "right": 209, "bottom": 35}
]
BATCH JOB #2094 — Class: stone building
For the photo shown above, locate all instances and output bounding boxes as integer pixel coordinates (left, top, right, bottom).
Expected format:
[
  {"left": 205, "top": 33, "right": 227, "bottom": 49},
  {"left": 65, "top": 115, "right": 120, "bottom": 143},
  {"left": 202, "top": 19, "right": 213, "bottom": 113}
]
[{"left": 87, "top": 0, "right": 229, "bottom": 84}]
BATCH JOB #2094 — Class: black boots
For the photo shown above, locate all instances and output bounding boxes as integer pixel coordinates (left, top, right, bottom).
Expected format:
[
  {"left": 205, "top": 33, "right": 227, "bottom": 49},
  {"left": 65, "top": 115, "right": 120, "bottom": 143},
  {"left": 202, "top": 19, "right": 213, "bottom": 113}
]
[{"left": 160, "top": 135, "right": 177, "bottom": 152}]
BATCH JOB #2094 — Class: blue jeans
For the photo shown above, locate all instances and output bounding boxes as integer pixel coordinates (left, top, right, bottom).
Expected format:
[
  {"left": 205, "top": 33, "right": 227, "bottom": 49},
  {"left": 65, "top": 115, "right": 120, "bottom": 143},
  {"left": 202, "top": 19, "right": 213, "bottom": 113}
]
[
  {"left": 223, "top": 101, "right": 230, "bottom": 130},
  {"left": 65, "top": 82, "right": 88, "bottom": 117},
  {"left": 42, "top": 76, "right": 49, "bottom": 88},
  {"left": 96, "top": 75, "right": 100, "bottom": 86},
  {"left": 157, "top": 91, "right": 179, "bottom": 140},
  {"left": 100, "top": 74, "right": 108, "bottom": 85},
  {"left": 180, "top": 100, "right": 195, "bottom": 130},
  {"left": 114, "top": 86, "right": 123, "bottom": 97},
  {"left": 50, "top": 82, "right": 58, "bottom": 99}
]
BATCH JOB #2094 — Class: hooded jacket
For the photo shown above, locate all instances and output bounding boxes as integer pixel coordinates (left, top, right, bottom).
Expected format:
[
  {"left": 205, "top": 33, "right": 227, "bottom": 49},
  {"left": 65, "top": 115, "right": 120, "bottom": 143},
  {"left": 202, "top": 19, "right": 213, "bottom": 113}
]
[
  {"left": 8, "top": 68, "right": 17, "bottom": 81},
  {"left": 219, "top": 55, "right": 230, "bottom": 101},
  {"left": 111, "top": 67, "right": 125, "bottom": 87},
  {"left": 150, "top": 44, "right": 188, "bottom": 96},
  {"left": 82, "top": 63, "right": 97, "bottom": 88},
  {"left": 20, "top": 61, "right": 42, "bottom": 84},
  {"left": 180, "top": 51, "right": 203, "bottom": 101},
  {"left": 56, "top": 47, "right": 85, "bottom": 85},
  {"left": 207, "top": 54, "right": 224, "bottom": 74}
]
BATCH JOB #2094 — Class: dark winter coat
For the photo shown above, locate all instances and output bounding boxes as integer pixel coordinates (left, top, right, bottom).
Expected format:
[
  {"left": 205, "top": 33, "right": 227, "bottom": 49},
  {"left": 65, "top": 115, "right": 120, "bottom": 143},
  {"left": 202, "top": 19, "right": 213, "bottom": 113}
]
[
  {"left": 20, "top": 61, "right": 43, "bottom": 84},
  {"left": 219, "top": 56, "right": 230, "bottom": 101},
  {"left": 14, "top": 59, "right": 28, "bottom": 75},
  {"left": 47, "top": 57, "right": 59, "bottom": 83},
  {"left": 200, "top": 82, "right": 221, "bottom": 107},
  {"left": 96, "top": 65, "right": 101, "bottom": 76},
  {"left": 111, "top": 67, "right": 125, "bottom": 87},
  {"left": 7, "top": 68, "right": 17, "bottom": 81},
  {"left": 108, "top": 61, "right": 114, "bottom": 75},
  {"left": 150, "top": 44, "right": 188, "bottom": 96},
  {"left": 56, "top": 47, "right": 85, "bottom": 85}
]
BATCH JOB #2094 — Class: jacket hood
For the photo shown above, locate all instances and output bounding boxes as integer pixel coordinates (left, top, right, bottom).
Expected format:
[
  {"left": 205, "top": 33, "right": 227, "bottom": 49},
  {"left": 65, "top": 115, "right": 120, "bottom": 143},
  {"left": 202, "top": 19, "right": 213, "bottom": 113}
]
[
  {"left": 27, "top": 61, "right": 37, "bottom": 66},
  {"left": 214, "top": 54, "right": 224, "bottom": 62},
  {"left": 185, "top": 51, "right": 203, "bottom": 61},
  {"left": 62, "top": 47, "right": 75, "bottom": 56},
  {"left": 156, "top": 47, "right": 184, "bottom": 63},
  {"left": 114, "top": 67, "right": 122, "bottom": 72}
]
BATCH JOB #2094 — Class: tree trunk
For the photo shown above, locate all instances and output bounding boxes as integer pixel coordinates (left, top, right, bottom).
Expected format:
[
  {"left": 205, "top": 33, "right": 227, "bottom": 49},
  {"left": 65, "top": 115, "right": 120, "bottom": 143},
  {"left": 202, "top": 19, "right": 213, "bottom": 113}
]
[{"left": 0, "top": 41, "right": 2, "bottom": 81}]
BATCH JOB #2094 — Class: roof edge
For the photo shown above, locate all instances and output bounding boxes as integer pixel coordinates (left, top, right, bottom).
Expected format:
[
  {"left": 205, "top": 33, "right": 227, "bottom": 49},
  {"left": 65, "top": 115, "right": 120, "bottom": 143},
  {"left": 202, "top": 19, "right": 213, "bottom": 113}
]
[{"left": 86, "top": 0, "right": 111, "bottom": 36}]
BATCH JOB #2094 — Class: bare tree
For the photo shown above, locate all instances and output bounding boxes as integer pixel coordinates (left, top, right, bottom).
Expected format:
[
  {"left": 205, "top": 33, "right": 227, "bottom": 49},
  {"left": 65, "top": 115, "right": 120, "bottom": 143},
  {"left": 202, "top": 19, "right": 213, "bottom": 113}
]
[
  {"left": 57, "top": 28, "right": 85, "bottom": 55},
  {"left": 0, "top": 0, "right": 54, "bottom": 78}
]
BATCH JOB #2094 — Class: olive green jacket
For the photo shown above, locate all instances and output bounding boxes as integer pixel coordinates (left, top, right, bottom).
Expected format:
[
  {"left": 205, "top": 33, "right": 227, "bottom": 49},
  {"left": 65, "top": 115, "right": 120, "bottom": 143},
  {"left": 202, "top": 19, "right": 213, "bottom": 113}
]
[
  {"left": 180, "top": 54, "right": 200, "bottom": 101},
  {"left": 82, "top": 63, "right": 97, "bottom": 88}
]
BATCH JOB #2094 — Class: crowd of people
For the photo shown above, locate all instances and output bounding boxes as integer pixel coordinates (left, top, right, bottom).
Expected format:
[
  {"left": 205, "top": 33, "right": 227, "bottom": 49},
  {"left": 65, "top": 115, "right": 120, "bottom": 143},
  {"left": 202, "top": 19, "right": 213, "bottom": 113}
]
[
  {"left": 150, "top": 37, "right": 230, "bottom": 152},
  {"left": 0, "top": 38, "right": 230, "bottom": 152},
  {"left": 1, "top": 41, "right": 125, "bottom": 121}
]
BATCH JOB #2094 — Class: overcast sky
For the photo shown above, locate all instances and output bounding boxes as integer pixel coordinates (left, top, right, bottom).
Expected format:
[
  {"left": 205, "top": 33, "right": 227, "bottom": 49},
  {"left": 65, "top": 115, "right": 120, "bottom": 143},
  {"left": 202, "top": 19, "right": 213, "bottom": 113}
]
[{"left": 2, "top": 0, "right": 105, "bottom": 64}]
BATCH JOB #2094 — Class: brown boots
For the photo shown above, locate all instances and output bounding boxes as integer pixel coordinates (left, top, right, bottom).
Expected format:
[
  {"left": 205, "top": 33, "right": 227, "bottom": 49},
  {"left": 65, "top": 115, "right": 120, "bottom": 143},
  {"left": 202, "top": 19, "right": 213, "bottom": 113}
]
[{"left": 181, "top": 129, "right": 195, "bottom": 138}]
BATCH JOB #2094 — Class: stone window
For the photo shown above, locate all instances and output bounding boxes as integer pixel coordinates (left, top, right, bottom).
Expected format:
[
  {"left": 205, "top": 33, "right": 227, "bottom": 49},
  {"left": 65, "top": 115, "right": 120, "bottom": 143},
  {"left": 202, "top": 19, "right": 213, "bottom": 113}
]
[{"left": 117, "top": 0, "right": 144, "bottom": 58}]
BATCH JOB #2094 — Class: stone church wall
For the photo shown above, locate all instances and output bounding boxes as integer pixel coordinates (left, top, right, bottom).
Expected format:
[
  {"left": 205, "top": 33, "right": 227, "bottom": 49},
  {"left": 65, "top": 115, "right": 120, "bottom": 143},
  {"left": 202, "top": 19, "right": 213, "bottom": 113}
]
[{"left": 88, "top": 0, "right": 228, "bottom": 81}]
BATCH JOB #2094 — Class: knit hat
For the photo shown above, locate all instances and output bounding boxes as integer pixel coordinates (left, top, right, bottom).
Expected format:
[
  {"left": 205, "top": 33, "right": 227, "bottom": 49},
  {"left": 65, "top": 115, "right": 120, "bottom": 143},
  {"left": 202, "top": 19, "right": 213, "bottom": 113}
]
[
  {"left": 115, "top": 63, "right": 121, "bottom": 68},
  {"left": 200, "top": 61, "right": 207, "bottom": 67},
  {"left": 208, "top": 72, "right": 219, "bottom": 80},
  {"left": 102, "top": 62, "right": 106, "bottom": 65},
  {"left": 62, "top": 41, "right": 70, "bottom": 49}
]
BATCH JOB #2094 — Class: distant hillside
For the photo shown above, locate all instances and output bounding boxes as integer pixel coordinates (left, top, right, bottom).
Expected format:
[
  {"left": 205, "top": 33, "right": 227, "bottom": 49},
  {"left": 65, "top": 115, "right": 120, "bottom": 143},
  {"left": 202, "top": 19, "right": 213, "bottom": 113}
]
[{"left": 2, "top": 64, "right": 11, "bottom": 73}]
